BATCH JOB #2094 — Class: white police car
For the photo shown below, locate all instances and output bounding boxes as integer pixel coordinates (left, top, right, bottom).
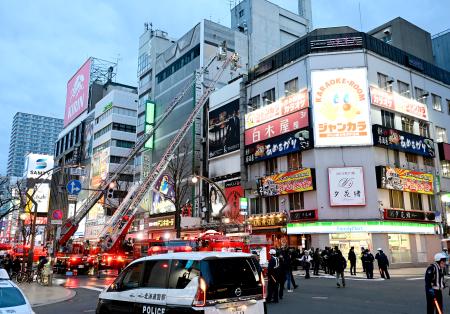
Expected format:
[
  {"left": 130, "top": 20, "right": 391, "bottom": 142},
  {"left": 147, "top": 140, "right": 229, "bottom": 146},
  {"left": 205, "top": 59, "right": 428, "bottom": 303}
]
[
  {"left": 0, "top": 269, "right": 35, "bottom": 314},
  {"left": 96, "top": 252, "right": 266, "bottom": 314}
]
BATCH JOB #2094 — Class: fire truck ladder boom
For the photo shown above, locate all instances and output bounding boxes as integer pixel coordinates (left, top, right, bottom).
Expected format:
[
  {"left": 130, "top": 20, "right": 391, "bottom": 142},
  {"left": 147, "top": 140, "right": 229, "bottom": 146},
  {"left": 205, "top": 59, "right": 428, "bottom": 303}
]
[
  {"left": 98, "top": 52, "right": 239, "bottom": 252},
  {"left": 57, "top": 53, "right": 223, "bottom": 246}
]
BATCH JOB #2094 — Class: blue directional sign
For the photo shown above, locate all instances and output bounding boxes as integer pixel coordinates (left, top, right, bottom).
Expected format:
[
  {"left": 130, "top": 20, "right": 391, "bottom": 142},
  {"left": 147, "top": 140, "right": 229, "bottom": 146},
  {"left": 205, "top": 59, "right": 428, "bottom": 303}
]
[{"left": 67, "top": 179, "right": 82, "bottom": 195}]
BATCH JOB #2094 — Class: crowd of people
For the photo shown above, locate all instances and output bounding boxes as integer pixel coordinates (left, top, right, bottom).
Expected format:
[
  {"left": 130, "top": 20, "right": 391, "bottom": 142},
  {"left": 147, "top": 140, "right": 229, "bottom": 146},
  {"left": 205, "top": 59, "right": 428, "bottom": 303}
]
[{"left": 263, "top": 245, "right": 392, "bottom": 303}]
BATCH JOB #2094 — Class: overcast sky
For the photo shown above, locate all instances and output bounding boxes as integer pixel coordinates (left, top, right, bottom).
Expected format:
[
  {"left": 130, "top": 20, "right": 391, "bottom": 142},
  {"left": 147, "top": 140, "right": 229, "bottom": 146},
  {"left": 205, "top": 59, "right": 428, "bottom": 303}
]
[{"left": 0, "top": 0, "right": 449, "bottom": 174}]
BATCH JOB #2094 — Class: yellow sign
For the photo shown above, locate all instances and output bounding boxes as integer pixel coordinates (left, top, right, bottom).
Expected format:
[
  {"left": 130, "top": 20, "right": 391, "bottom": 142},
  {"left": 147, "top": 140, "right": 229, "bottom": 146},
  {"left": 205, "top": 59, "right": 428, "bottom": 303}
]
[{"left": 249, "top": 214, "right": 286, "bottom": 228}]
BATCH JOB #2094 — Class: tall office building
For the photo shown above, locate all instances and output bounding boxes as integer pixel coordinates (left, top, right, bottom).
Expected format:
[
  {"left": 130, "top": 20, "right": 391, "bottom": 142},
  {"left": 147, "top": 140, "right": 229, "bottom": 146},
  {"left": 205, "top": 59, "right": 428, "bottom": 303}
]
[
  {"left": 432, "top": 29, "right": 450, "bottom": 72},
  {"left": 6, "top": 112, "right": 63, "bottom": 177}
]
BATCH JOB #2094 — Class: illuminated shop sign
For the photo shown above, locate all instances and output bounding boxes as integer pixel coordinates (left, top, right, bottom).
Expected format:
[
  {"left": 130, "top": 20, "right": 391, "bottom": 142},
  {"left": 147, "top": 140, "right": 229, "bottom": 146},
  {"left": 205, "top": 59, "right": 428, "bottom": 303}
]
[
  {"left": 148, "top": 217, "right": 175, "bottom": 229},
  {"left": 245, "top": 89, "right": 309, "bottom": 129},
  {"left": 244, "top": 129, "right": 312, "bottom": 164},
  {"left": 248, "top": 214, "right": 287, "bottom": 228},
  {"left": 373, "top": 124, "right": 435, "bottom": 158},
  {"left": 244, "top": 109, "right": 309, "bottom": 146},
  {"left": 310, "top": 36, "right": 363, "bottom": 50},
  {"left": 376, "top": 166, "right": 433, "bottom": 195},
  {"left": 312, "top": 68, "right": 372, "bottom": 147},
  {"left": 287, "top": 221, "right": 436, "bottom": 235},
  {"left": 370, "top": 86, "right": 428, "bottom": 120},
  {"left": 258, "top": 168, "right": 315, "bottom": 197},
  {"left": 290, "top": 209, "right": 318, "bottom": 222},
  {"left": 384, "top": 208, "right": 435, "bottom": 222}
]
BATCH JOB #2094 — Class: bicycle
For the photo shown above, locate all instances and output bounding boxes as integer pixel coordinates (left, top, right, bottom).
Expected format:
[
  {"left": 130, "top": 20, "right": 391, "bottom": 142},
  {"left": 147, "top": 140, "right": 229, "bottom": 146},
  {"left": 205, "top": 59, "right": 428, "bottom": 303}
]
[{"left": 16, "top": 268, "right": 44, "bottom": 285}]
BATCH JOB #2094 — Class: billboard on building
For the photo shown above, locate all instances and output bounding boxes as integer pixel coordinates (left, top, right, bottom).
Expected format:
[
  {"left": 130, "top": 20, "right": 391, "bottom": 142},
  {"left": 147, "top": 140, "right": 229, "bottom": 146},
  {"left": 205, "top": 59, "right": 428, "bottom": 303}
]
[
  {"left": 83, "top": 119, "right": 95, "bottom": 160},
  {"left": 90, "top": 149, "right": 109, "bottom": 187},
  {"left": 372, "top": 124, "right": 435, "bottom": 157},
  {"left": 370, "top": 86, "right": 428, "bottom": 120},
  {"left": 223, "top": 179, "right": 244, "bottom": 223},
  {"left": 151, "top": 174, "right": 176, "bottom": 215},
  {"left": 25, "top": 183, "right": 50, "bottom": 213},
  {"left": 23, "top": 154, "right": 54, "bottom": 179},
  {"left": 208, "top": 99, "right": 240, "bottom": 158},
  {"left": 244, "top": 89, "right": 309, "bottom": 129},
  {"left": 258, "top": 168, "right": 315, "bottom": 196},
  {"left": 245, "top": 109, "right": 309, "bottom": 146},
  {"left": 312, "top": 68, "right": 372, "bottom": 147},
  {"left": 328, "top": 167, "right": 366, "bottom": 206},
  {"left": 64, "top": 58, "right": 91, "bottom": 127},
  {"left": 376, "top": 166, "right": 433, "bottom": 195},
  {"left": 245, "top": 129, "right": 312, "bottom": 164}
]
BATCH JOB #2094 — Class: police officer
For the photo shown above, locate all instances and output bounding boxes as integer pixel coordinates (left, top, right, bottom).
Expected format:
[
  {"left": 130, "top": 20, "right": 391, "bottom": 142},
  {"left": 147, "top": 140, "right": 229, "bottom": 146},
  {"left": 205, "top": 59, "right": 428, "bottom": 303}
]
[
  {"left": 267, "top": 249, "right": 280, "bottom": 303},
  {"left": 425, "top": 253, "right": 446, "bottom": 314},
  {"left": 362, "top": 249, "right": 374, "bottom": 279}
]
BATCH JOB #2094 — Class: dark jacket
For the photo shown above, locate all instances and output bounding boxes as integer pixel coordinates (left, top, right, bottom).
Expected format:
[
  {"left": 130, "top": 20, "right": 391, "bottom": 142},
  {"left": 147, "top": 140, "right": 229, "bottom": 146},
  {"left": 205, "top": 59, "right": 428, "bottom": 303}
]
[
  {"left": 348, "top": 250, "right": 357, "bottom": 262},
  {"left": 375, "top": 252, "right": 389, "bottom": 268},
  {"left": 362, "top": 252, "right": 374, "bottom": 265},
  {"left": 331, "top": 252, "right": 347, "bottom": 273},
  {"left": 425, "top": 262, "right": 445, "bottom": 291},
  {"left": 268, "top": 256, "right": 280, "bottom": 283}
]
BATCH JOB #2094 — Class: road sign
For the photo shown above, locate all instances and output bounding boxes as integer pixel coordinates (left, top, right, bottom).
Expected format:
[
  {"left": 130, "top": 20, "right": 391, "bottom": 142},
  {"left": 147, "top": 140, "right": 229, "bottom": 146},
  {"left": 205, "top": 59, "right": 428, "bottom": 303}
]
[
  {"left": 67, "top": 179, "right": 82, "bottom": 195},
  {"left": 52, "top": 209, "right": 63, "bottom": 220},
  {"left": 51, "top": 220, "right": 62, "bottom": 225},
  {"left": 69, "top": 168, "right": 87, "bottom": 176}
]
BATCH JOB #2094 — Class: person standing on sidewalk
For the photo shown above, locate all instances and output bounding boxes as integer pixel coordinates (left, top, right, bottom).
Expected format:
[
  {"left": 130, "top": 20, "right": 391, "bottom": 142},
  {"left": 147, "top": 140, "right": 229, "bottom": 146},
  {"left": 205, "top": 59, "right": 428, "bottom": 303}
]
[
  {"left": 375, "top": 248, "right": 390, "bottom": 279},
  {"left": 267, "top": 249, "right": 280, "bottom": 303},
  {"left": 313, "top": 248, "right": 321, "bottom": 276},
  {"left": 278, "top": 251, "right": 287, "bottom": 300},
  {"left": 301, "top": 249, "right": 312, "bottom": 279},
  {"left": 360, "top": 247, "right": 366, "bottom": 274},
  {"left": 348, "top": 247, "right": 357, "bottom": 276},
  {"left": 333, "top": 250, "right": 347, "bottom": 288},
  {"left": 425, "top": 253, "right": 446, "bottom": 314},
  {"left": 362, "top": 249, "right": 374, "bottom": 279}
]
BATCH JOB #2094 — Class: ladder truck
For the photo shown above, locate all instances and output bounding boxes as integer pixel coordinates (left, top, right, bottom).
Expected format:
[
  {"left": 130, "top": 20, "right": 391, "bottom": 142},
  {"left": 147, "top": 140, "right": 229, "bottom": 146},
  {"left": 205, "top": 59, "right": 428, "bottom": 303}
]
[{"left": 56, "top": 44, "right": 239, "bottom": 263}]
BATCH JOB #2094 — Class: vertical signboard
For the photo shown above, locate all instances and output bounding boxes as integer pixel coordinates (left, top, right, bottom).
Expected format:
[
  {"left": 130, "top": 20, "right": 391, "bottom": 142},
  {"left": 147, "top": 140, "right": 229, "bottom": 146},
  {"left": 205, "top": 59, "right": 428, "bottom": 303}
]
[
  {"left": 145, "top": 101, "right": 155, "bottom": 150},
  {"left": 312, "top": 68, "right": 372, "bottom": 147},
  {"left": 64, "top": 58, "right": 91, "bottom": 127},
  {"left": 223, "top": 180, "right": 244, "bottom": 223}
]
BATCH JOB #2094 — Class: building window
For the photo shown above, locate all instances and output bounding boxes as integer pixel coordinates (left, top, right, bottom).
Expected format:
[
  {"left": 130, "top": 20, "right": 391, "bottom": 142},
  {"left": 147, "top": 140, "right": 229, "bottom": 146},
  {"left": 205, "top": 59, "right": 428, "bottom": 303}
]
[
  {"left": 249, "top": 95, "right": 260, "bottom": 110},
  {"left": 113, "top": 122, "right": 136, "bottom": 133},
  {"left": 428, "top": 195, "right": 436, "bottom": 211},
  {"left": 265, "top": 158, "right": 278, "bottom": 175},
  {"left": 432, "top": 94, "right": 442, "bottom": 111},
  {"left": 414, "top": 87, "right": 427, "bottom": 104},
  {"left": 156, "top": 44, "right": 200, "bottom": 84},
  {"left": 265, "top": 196, "right": 278, "bottom": 213},
  {"left": 423, "top": 157, "right": 434, "bottom": 167},
  {"left": 394, "top": 151, "right": 400, "bottom": 167},
  {"left": 287, "top": 152, "right": 302, "bottom": 170},
  {"left": 377, "top": 72, "right": 392, "bottom": 92},
  {"left": 419, "top": 122, "right": 429, "bottom": 138},
  {"left": 289, "top": 192, "right": 304, "bottom": 211},
  {"left": 262, "top": 88, "right": 275, "bottom": 106},
  {"left": 388, "top": 234, "right": 411, "bottom": 264},
  {"left": 251, "top": 198, "right": 262, "bottom": 215},
  {"left": 410, "top": 193, "right": 422, "bottom": 210},
  {"left": 405, "top": 153, "right": 418, "bottom": 164},
  {"left": 398, "top": 81, "right": 410, "bottom": 97},
  {"left": 436, "top": 127, "right": 447, "bottom": 143},
  {"left": 442, "top": 161, "right": 450, "bottom": 178},
  {"left": 381, "top": 110, "right": 395, "bottom": 128},
  {"left": 113, "top": 139, "right": 135, "bottom": 149},
  {"left": 401, "top": 116, "right": 414, "bottom": 133},
  {"left": 239, "top": 9, "right": 244, "bottom": 17},
  {"left": 389, "top": 190, "right": 404, "bottom": 208},
  {"left": 447, "top": 99, "right": 450, "bottom": 115},
  {"left": 284, "top": 78, "right": 298, "bottom": 95}
]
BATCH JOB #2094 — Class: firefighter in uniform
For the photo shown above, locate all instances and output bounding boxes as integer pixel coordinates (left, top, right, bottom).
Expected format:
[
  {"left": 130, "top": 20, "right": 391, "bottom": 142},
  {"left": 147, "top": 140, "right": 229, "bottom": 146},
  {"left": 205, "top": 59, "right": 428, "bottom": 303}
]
[{"left": 425, "top": 253, "right": 447, "bottom": 314}]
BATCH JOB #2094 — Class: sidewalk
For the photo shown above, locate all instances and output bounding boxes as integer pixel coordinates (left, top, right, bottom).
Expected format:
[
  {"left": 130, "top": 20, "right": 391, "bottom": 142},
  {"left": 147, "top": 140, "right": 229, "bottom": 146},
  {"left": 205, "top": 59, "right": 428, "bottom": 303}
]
[
  {"left": 18, "top": 282, "right": 76, "bottom": 307},
  {"left": 293, "top": 267, "right": 425, "bottom": 279}
]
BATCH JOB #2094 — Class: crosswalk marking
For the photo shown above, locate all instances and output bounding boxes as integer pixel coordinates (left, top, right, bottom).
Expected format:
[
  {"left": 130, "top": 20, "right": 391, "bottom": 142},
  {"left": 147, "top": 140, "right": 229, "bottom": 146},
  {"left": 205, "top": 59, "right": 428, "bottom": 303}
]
[{"left": 79, "top": 286, "right": 105, "bottom": 292}]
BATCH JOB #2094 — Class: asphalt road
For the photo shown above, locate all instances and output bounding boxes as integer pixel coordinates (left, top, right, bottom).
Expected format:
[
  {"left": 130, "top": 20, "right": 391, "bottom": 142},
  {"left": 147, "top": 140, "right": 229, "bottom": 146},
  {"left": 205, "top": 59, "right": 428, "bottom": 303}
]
[{"left": 33, "top": 274, "right": 450, "bottom": 314}]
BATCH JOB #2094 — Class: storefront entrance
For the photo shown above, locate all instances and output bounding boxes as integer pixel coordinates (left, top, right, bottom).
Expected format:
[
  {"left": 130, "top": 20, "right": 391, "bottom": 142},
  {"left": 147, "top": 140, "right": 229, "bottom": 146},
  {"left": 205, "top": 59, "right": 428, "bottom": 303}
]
[{"left": 330, "top": 233, "right": 372, "bottom": 271}]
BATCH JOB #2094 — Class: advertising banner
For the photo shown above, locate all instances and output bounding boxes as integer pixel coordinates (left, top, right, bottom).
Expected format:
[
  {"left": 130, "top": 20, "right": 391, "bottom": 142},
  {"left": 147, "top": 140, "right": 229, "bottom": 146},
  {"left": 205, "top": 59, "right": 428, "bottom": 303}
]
[
  {"left": 248, "top": 214, "right": 287, "bottom": 228},
  {"left": 223, "top": 180, "right": 244, "bottom": 223},
  {"left": 64, "top": 58, "right": 91, "bottom": 127},
  {"left": 208, "top": 99, "right": 240, "bottom": 158},
  {"left": 312, "top": 68, "right": 372, "bottom": 147},
  {"left": 376, "top": 166, "right": 433, "bottom": 195},
  {"left": 258, "top": 168, "right": 315, "bottom": 196},
  {"left": 90, "top": 149, "right": 109, "bottom": 187},
  {"left": 25, "top": 183, "right": 50, "bottom": 213},
  {"left": 245, "top": 129, "right": 312, "bottom": 164},
  {"left": 151, "top": 174, "right": 176, "bottom": 215},
  {"left": 370, "top": 86, "right": 428, "bottom": 120},
  {"left": 373, "top": 124, "right": 435, "bottom": 157},
  {"left": 245, "top": 89, "right": 309, "bottom": 129},
  {"left": 328, "top": 167, "right": 366, "bottom": 206},
  {"left": 245, "top": 109, "right": 309, "bottom": 146},
  {"left": 23, "top": 154, "right": 54, "bottom": 179},
  {"left": 83, "top": 119, "right": 94, "bottom": 160}
]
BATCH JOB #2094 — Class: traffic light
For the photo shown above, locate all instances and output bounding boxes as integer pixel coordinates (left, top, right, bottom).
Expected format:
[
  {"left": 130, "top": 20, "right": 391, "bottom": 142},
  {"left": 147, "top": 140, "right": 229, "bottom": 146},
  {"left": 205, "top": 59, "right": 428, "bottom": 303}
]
[{"left": 107, "top": 188, "right": 114, "bottom": 199}]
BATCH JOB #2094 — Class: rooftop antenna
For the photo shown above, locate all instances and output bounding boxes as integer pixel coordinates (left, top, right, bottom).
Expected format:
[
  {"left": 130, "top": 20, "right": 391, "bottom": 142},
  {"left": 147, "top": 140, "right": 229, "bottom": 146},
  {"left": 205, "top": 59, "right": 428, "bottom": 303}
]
[{"left": 358, "top": 2, "right": 363, "bottom": 31}]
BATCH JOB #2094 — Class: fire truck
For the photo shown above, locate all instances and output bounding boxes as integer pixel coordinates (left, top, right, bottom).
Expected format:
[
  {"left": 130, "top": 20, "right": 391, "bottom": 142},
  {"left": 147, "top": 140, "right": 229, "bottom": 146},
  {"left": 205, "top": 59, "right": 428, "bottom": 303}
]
[{"left": 54, "top": 44, "right": 240, "bottom": 274}]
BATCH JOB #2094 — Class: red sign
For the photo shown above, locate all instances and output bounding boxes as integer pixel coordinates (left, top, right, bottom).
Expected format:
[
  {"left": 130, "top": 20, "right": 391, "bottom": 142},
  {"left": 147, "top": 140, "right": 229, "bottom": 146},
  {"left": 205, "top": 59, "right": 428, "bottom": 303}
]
[
  {"left": 64, "top": 58, "right": 91, "bottom": 126},
  {"left": 439, "top": 142, "right": 450, "bottom": 161},
  {"left": 370, "top": 86, "right": 428, "bottom": 120},
  {"left": 52, "top": 209, "right": 63, "bottom": 220},
  {"left": 245, "top": 109, "right": 309, "bottom": 145},
  {"left": 23, "top": 215, "right": 48, "bottom": 225},
  {"left": 224, "top": 180, "right": 244, "bottom": 223},
  {"left": 245, "top": 89, "right": 309, "bottom": 129}
]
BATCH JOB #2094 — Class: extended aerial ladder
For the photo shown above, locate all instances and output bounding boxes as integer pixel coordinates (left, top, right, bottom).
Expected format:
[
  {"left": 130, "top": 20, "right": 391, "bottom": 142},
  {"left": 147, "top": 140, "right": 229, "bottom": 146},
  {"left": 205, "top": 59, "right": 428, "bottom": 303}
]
[
  {"left": 57, "top": 43, "right": 238, "bottom": 248},
  {"left": 97, "top": 50, "right": 240, "bottom": 253}
]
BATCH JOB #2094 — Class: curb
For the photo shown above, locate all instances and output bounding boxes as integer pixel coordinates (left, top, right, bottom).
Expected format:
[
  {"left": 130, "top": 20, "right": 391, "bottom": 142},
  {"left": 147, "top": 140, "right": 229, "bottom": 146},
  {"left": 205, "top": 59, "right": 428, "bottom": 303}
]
[{"left": 31, "top": 288, "right": 76, "bottom": 307}]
